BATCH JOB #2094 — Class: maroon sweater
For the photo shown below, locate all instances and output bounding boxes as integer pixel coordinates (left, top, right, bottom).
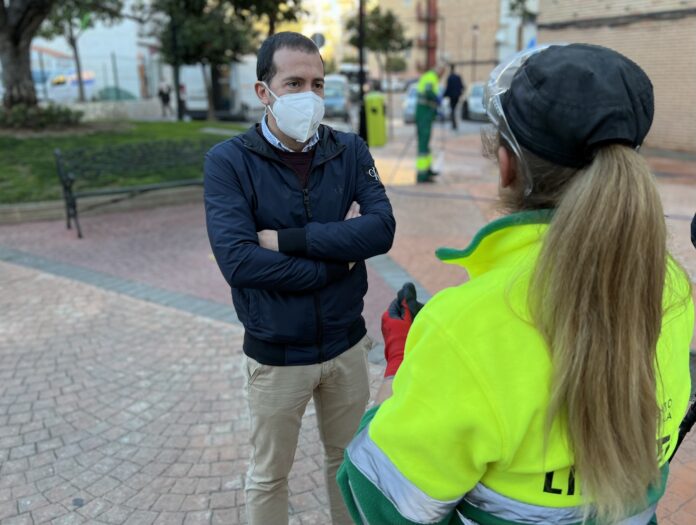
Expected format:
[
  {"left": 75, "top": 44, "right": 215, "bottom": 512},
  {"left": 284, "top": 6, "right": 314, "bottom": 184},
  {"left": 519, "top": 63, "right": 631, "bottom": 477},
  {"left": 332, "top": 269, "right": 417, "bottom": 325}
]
[{"left": 257, "top": 127, "right": 316, "bottom": 188}]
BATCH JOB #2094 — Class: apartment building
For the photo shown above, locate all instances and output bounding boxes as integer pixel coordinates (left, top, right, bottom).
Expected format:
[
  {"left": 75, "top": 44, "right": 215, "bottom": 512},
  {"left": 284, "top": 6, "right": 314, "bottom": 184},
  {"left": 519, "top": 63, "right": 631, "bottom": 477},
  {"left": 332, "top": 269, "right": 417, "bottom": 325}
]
[{"left": 538, "top": 0, "right": 696, "bottom": 151}]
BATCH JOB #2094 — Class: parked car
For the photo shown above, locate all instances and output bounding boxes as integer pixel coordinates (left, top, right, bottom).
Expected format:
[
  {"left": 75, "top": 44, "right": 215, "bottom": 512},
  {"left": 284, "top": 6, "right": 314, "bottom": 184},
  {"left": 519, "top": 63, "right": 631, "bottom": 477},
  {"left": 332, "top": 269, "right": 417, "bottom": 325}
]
[
  {"left": 403, "top": 77, "right": 419, "bottom": 91},
  {"left": 338, "top": 63, "right": 371, "bottom": 102},
  {"left": 461, "top": 82, "right": 487, "bottom": 121},
  {"left": 323, "top": 74, "right": 351, "bottom": 122},
  {"left": 380, "top": 77, "right": 406, "bottom": 92},
  {"left": 402, "top": 84, "right": 448, "bottom": 124},
  {"left": 402, "top": 84, "right": 417, "bottom": 123}
]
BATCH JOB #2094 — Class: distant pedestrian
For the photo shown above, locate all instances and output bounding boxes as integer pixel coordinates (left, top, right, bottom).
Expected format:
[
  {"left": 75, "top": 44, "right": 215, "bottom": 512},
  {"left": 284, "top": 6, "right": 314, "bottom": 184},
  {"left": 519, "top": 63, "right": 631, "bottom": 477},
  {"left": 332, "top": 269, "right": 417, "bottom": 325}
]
[
  {"left": 157, "top": 82, "right": 171, "bottom": 118},
  {"left": 443, "top": 65, "right": 464, "bottom": 130}
]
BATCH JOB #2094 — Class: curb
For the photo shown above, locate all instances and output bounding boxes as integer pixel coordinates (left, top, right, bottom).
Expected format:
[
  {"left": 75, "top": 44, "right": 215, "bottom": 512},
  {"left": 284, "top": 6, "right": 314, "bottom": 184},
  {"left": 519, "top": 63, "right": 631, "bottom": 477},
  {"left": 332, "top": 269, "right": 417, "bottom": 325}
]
[{"left": 0, "top": 245, "right": 239, "bottom": 326}]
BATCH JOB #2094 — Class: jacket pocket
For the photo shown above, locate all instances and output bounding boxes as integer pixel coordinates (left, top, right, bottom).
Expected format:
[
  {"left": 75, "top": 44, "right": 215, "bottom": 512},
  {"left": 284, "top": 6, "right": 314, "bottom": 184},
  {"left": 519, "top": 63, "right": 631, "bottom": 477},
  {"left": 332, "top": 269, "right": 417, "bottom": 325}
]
[
  {"left": 320, "top": 261, "right": 368, "bottom": 333},
  {"left": 350, "top": 261, "right": 367, "bottom": 304},
  {"left": 248, "top": 291, "right": 258, "bottom": 324},
  {"left": 231, "top": 288, "right": 251, "bottom": 325},
  {"left": 245, "top": 289, "right": 316, "bottom": 344}
]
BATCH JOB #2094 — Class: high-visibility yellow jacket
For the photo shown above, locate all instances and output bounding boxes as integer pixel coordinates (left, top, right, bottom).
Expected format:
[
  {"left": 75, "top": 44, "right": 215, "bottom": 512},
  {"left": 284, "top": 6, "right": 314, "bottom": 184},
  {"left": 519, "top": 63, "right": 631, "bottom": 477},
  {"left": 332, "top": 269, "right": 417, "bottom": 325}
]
[
  {"left": 417, "top": 69, "right": 440, "bottom": 110},
  {"left": 338, "top": 210, "right": 694, "bottom": 525}
]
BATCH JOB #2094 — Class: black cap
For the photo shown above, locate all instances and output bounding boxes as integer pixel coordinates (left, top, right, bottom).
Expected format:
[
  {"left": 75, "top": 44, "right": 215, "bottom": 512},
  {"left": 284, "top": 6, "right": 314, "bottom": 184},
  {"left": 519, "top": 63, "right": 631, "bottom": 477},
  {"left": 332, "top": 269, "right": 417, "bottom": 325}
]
[{"left": 502, "top": 44, "right": 654, "bottom": 168}]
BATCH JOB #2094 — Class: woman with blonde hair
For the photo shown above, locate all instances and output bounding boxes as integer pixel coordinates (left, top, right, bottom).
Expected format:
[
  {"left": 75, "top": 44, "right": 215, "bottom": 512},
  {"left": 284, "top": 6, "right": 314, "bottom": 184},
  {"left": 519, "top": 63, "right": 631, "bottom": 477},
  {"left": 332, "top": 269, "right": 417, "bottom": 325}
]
[{"left": 338, "top": 44, "right": 694, "bottom": 525}]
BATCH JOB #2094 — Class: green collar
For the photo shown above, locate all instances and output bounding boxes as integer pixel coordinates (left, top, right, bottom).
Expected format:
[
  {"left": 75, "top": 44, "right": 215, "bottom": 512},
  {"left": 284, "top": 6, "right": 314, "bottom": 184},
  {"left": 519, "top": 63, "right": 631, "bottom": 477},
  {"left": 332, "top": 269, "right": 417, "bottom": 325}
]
[{"left": 436, "top": 209, "right": 554, "bottom": 262}]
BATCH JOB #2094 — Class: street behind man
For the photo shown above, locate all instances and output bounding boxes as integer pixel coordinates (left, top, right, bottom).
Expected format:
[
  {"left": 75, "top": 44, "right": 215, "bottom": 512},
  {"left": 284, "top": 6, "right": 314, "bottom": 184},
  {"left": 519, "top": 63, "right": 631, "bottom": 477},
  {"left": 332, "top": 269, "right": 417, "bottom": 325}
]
[
  {"left": 204, "top": 31, "right": 396, "bottom": 525},
  {"left": 443, "top": 65, "right": 465, "bottom": 130}
]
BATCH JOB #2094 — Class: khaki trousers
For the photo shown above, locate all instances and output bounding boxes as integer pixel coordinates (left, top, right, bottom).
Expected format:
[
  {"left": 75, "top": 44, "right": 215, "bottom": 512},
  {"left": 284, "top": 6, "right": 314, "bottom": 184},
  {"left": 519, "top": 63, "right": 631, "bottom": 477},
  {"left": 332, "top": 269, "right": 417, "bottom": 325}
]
[{"left": 244, "top": 336, "right": 371, "bottom": 525}]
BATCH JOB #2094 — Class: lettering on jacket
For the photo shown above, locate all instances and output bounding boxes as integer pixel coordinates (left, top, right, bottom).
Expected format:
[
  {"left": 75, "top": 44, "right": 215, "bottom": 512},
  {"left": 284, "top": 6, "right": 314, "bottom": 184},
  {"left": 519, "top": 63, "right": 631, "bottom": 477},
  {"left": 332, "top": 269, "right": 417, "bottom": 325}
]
[{"left": 543, "top": 467, "right": 577, "bottom": 496}]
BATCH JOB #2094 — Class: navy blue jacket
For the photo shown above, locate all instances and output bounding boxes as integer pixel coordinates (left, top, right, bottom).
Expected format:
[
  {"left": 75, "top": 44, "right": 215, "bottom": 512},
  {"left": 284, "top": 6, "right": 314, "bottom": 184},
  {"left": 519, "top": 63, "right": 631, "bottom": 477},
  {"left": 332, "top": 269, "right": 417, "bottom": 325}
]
[
  {"left": 444, "top": 73, "right": 464, "bottom": 100},
  {"left": 204, "top": 124, "right": 395, "bottom": 366}
]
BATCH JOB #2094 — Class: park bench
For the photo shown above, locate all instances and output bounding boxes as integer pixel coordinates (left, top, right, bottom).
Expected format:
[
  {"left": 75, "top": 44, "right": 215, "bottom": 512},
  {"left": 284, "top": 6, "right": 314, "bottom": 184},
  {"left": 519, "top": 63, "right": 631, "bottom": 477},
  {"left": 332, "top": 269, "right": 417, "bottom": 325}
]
[{"left": 54, "top": 139, "right": 216, "bottom": 238}]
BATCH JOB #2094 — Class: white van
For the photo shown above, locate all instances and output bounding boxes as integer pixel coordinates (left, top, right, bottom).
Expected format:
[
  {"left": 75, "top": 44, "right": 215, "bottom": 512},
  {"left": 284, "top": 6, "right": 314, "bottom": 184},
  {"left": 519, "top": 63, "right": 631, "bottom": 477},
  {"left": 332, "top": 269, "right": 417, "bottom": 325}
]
[
  {"left": 323, "top": 74, "right": 351, "bottom": 122},
  {"left": 178, "top": 55, "right": 264, "bottom": 121}
]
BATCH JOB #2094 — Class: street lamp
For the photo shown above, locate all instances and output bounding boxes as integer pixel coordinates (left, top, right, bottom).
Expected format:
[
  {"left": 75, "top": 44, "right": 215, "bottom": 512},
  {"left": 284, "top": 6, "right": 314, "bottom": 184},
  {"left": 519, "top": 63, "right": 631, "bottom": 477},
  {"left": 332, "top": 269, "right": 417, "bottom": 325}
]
[
  {"left": 358, "top": 0, "right": 367, "bottom": 141},
  {"left": 170, "top": 1, "right": 183, "bottom": 121},
  {"left": 439, "top": 15, "right": 446, "bottom": 63},
  {"left": 471, "top": 24, "right": 479, "bottom": 83}
]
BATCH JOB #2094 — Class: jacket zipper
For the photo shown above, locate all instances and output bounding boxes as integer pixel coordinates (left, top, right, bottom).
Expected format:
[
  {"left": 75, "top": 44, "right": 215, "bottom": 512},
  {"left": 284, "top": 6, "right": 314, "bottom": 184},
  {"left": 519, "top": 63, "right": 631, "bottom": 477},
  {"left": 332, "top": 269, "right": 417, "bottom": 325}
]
[
  {"left": 302, "top": 188, "right": 323, "bottom": 359},
  {"left": 302, "top": 188, "right": 313, "bottom": 220}
]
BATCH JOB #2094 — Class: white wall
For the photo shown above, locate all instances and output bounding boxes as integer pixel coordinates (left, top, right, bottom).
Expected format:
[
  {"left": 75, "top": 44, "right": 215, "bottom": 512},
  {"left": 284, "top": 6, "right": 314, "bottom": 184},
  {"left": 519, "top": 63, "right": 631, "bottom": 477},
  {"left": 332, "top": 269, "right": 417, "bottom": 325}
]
[
  {"left": 32, "top": 0, "right": 159, "bottom": 101},
  {"left": 69, "top": 98, "right": 162, "bottom": 120},
  {"left": 497, "top": 0, "right": 539, "bottom": 63}
]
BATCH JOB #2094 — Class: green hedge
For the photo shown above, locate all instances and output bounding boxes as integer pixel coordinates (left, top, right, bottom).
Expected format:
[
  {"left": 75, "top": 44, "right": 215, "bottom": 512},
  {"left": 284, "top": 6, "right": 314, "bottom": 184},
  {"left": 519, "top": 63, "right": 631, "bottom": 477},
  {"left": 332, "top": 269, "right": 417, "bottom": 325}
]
[
  {"left": 0, "top": 104, "right": 83, "bottom": 129},
  {"left": 0, "top": 121, "right": 244, "bottom": 204}
]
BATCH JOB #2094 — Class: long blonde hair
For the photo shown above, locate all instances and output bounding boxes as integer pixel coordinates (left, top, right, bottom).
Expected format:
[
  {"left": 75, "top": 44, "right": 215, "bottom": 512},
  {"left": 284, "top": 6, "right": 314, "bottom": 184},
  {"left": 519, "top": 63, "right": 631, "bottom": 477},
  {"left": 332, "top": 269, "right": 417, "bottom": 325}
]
[{"left": 499, "top": 141, "right": 670, "bottom": 523}]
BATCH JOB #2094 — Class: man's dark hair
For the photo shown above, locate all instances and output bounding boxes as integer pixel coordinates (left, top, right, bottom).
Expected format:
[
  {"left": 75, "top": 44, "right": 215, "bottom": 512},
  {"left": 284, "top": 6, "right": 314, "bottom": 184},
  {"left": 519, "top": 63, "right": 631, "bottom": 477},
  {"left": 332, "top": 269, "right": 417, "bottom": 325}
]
[{"left": 256, "top": 32, "right": 322, "bottom": 83}]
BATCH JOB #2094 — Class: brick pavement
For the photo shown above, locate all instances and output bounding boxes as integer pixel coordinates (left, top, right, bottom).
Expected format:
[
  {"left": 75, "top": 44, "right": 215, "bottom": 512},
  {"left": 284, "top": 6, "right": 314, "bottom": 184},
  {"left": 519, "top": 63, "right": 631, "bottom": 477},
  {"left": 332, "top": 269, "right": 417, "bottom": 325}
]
[
  {"left": 0, "top": 119, "right": 695, "bottom": 523},
  {"left": 0, "top": 261, "right": 387, "bottom": 524}
]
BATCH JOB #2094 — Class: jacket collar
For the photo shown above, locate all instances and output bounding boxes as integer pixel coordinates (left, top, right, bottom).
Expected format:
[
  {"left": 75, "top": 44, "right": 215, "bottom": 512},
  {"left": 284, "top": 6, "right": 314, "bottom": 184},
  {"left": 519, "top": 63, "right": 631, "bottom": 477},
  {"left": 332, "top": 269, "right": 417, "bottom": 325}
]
[
  {"left": 239, "top": 123, "right": 346, "bottom": 167},
  {"left": 435, "top": 209, "right": 554, "bottom": 278}
]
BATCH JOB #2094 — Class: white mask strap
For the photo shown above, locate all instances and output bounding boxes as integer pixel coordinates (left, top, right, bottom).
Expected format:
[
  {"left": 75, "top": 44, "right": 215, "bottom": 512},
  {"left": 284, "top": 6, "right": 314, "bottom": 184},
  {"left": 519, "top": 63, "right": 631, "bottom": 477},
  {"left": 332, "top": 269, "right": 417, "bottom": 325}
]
[
  {"left": 261, "top": 82, "right": 279, "bottom": 119},
  {"left": 262, "top": 82, "right": 278, "bottom": 102}
]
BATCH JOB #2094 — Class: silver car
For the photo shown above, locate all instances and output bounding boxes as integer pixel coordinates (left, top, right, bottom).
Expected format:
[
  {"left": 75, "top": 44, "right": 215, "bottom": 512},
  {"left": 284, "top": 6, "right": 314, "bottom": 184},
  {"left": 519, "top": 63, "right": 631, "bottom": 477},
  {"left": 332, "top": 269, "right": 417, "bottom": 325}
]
[
  {"left": 323, "top": 74, "right": 351, "bottom": 122},
  {"left": 402, "top": 84, "right": 448, "bottom": 124},
  {"left": 461, "top": 82, "right": 487, "bottom": 121},
  {"left": 402, "top": 85, "right": 417, "bottom": 124}
]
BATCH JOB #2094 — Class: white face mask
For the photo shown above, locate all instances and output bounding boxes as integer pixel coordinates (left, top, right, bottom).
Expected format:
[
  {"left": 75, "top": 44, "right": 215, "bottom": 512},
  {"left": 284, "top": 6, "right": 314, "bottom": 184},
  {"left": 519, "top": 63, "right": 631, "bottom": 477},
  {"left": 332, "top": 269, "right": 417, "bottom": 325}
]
[{"left": 263, "top": 83, "right": 325, "bottom": 143}]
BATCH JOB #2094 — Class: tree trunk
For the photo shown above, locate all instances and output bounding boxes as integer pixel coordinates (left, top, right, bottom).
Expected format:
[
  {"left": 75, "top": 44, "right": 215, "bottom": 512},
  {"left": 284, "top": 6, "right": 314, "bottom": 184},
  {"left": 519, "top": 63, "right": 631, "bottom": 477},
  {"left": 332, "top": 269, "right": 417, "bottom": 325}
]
[
  {"left": 67, "top": 23, "right": 85, "bottom": 103},
  {"left": 201, "top": 63, "right": 215, "bottom": 121},
  {"left": 0, "top": 33, "right": 37, "bottom": 108},
  {"left": 0, "top": 0, "right": 55, "bottom": 109},
  {"left": 267, "top": 16, "right": 276, "bottom": 36}
]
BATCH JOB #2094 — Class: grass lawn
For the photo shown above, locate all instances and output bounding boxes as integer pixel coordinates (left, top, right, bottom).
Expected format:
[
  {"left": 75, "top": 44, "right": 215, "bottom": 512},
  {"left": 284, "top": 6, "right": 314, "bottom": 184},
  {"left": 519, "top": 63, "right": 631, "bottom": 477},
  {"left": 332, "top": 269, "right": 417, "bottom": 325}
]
[{"left": 0, "top": 121, "right": 245, "bottom": 204}]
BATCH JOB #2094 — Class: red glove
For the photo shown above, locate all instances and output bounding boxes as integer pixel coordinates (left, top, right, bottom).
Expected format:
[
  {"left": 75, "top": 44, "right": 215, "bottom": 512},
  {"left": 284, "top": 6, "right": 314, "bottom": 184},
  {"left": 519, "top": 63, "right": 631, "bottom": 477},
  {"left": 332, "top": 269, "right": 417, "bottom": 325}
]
[{"left": 381, "top": 283, "right": 423, "bottom": 378}]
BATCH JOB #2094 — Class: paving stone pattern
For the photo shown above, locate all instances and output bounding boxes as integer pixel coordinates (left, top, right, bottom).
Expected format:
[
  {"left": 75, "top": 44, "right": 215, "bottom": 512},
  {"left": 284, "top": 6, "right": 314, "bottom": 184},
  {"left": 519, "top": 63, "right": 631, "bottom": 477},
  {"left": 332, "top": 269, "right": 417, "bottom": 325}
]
[
  {"left": 0, "top": 262, "right": 385, "bottom": 524},
  {"left": 1, "top": 120, "right": 695, "bottom": 523}
]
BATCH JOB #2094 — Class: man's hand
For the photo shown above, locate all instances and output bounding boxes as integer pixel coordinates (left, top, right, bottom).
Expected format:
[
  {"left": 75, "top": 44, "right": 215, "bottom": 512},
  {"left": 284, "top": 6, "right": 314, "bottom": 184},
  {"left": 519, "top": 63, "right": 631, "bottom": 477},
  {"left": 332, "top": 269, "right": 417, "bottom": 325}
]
[
  {"left": 257, "top": 230, "right": 279, "bottom": 251},
  {"left": 344, "top": 202, "right": 361, "bottom": 270},
  {"left": 381, "top": 283, "right": 424, "bottom": 378},
  {"left": 344, "top": 201, "right": 361, "bottom": 220}
]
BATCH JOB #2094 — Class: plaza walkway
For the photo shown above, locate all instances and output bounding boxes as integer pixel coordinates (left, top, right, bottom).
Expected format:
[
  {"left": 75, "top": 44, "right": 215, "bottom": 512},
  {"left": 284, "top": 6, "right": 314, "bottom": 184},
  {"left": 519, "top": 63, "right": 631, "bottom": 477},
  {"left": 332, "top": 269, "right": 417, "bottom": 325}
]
[{"left": 0, "top": 120, "right": 694, "bottom": 524}]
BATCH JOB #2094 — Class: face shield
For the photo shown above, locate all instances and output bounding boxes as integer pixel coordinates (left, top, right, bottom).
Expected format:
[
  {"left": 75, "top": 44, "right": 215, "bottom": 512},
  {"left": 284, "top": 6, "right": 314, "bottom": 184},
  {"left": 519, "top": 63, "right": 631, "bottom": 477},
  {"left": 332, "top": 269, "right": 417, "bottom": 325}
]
[{"left": 482, "top": 45, "right": 562, "bottom": 195}]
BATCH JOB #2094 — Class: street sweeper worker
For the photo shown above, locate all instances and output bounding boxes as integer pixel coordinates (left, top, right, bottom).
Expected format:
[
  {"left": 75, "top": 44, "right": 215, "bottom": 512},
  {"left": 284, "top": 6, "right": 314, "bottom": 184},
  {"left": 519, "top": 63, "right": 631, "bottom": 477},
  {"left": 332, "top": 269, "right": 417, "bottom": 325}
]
[{"left": 415, "top": 63, "right": 446, "bottom": 183}]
